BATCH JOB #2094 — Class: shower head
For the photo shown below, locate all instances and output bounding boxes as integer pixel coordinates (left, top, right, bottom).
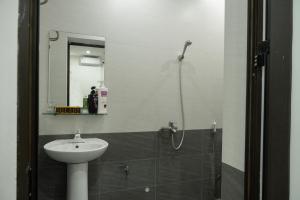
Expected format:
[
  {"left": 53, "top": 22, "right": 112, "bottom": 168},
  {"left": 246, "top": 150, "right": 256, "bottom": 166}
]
[
  {"left": 178, "top": 40, "right": 192, "bottom": 61},
  {"left": 185, "top": 40, "right": 192, "bottom": 47}
]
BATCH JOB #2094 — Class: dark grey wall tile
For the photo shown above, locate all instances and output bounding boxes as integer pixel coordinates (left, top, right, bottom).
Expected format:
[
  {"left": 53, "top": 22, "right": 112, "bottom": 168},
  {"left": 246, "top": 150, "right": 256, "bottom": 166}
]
[
  {"left": 94, "top": 132, "right": 157, "bottom": 162},
  {"left": 156, "top": 180, "right": 214, "bottom": 200},
  {"left": 158, "top": 129, "right": 214, "bottom": 158},
  {"left": 38, "top": 186, "right": 55, "bottom": 200},
  {"left": 38, "top": 129, "right": 222, "bottom": 200},
  {"left": 211, "top": 129, "right": 222, "bottom": 199},
  {"left": 38, "top": 165, "right": 66, "bottom": 199},
  {"left": 214, "top": 130, "right": 222, "bottom": 199},
  {"left": 157, "top": 153, "right": 214, "bottom": 185},
  {"left": 221, "top": 163, "right": 244, "bottom": 200},
  {"left": 214, "top": 129, "right": 223, "bottom": 153},
  {"left": 38, "top": 185, "right": 66, "bottom": 200},
  {"left": 88, "top": 162, "right": 102, "bottom": 194},
  {"left": 88, "top": 193, "right": 98, "bottom": 200},
  {"left": 95, "top": 159, "right": 155, "bottom": 193},
  {"left": 100, "top": 187, "right": 155, "bottom": 200}
]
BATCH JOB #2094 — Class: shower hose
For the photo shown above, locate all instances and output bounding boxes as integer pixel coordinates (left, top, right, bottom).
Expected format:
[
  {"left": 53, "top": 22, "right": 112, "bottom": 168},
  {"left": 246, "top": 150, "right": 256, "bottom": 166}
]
[{"left": 172, "top": 61, "right": 185, "bottom": 150}]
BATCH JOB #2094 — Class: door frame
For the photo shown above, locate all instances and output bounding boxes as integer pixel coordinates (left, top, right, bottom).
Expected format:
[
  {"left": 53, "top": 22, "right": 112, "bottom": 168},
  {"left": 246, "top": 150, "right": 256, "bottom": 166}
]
[
  {"left": 16, "top": 0, "right": 292, "bottom": 199},
  {"left": 245, "top": 0, "right": 293, "bottom": 199},
  {"left": 17, "top": 0, "right": 39, "bottom": 199},
  {"left": 245, "top": 0, "right": 265, "bottom": 199}
]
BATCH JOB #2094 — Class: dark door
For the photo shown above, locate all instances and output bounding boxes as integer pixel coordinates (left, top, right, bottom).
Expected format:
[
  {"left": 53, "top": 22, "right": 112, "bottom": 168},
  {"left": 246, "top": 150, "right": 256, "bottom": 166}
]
[
  {"left": 17, "top": 0, "right": 39, "bottom": 199},
  {"left": 263, "top": 0, "right": 293, "bottom": 199},
  {"left": 245, "top": 0, "right": 267, "bottom": 199}
]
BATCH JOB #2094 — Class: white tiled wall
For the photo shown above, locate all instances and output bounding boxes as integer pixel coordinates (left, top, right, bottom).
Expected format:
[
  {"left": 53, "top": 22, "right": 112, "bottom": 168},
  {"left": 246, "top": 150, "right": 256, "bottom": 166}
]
[
  {"left": 39, "top": 0, "right": 225, "bottom": 135},
  {"left": 222, "top": 0, "right": 247, "bottom": 171}
]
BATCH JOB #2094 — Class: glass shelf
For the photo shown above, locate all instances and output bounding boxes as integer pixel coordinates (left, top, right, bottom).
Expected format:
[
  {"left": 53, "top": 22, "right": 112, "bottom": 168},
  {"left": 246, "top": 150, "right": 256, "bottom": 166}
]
[{"left": 43, "top": 112, "right": 105, "bottom": 116}]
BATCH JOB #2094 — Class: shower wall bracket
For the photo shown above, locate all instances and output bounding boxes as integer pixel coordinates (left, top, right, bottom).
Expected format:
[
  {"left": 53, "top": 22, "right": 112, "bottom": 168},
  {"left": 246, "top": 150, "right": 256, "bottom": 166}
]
[{"left": 212, "top": 120, "right": 217, "bottom": 133}]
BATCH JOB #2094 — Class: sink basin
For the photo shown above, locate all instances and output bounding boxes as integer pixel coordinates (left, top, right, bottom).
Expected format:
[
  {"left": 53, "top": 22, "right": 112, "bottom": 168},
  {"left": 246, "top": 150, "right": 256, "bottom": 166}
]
[
  {"left": 44, "top": 138, "right": 108, "bottom": 163},
  {"left": 44, "top": 135, "right": 108, "bottom": 200}
]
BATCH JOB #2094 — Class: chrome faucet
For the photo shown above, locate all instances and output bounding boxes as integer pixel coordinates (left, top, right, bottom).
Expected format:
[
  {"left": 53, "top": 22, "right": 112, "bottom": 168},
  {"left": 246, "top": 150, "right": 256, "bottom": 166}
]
[{"left": 71, "top": 130, "right": 85, "bottom": 143}]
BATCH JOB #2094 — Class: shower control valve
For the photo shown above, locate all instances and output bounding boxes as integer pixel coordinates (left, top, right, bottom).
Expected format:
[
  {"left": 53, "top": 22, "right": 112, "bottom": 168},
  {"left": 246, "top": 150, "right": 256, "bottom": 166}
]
[{"left": 169, "top": 121, "right": 178, "bottom": 134}]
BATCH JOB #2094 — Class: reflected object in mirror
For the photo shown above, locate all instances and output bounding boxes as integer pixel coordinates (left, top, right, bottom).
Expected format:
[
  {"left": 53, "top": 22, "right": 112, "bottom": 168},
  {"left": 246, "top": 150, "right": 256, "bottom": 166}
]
[
  {"left": 47, "top": 30, "right": 105, "bottom": 110},
  {"left": 87, "top": 86, "right": 98, "bottom": 114}
]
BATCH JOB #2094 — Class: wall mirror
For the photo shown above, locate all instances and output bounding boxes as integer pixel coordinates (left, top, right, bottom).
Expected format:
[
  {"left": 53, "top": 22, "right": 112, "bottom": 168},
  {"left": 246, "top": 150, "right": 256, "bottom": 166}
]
[{"left": 48, "top": 30, "right": 105, "bottom": 108}]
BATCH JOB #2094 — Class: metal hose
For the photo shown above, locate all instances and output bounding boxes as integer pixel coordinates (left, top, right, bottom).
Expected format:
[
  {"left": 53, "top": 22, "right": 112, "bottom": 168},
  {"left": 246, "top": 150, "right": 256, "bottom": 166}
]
[{"left": 171, "top": 61, "right": 185, "bottom": 150}]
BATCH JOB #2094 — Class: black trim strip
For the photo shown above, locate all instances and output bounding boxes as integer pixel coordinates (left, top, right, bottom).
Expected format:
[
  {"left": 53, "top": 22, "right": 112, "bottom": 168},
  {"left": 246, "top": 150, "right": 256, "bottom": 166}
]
[
  {"left": 17, "top": 0, "right": 39, "bottom": 199},
  {"left": 245, "top": 0, "right": 264, "bottom": 199}
]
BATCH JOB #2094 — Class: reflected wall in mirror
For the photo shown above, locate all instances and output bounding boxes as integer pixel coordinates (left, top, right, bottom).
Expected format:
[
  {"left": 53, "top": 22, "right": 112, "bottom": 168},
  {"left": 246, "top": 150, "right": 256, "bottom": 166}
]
[
  {"left": 48, "top": 30, "right": 105, "bottom": 107},
  {"left": 68, "top": 44, "right": 105, "bottom": 106}
]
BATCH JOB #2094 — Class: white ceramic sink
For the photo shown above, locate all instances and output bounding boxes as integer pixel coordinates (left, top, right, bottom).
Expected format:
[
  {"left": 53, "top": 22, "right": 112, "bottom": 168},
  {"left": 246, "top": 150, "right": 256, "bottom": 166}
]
[
  {"left": 44, "top": 137, "right": 108, "bottom": 163},
  {"left": 44, "top": 134, "right": 108, "bottom": 200}
]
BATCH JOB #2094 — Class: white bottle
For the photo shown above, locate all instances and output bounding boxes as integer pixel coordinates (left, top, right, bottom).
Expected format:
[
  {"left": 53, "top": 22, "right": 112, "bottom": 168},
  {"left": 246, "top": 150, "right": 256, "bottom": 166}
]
[{"left": 98, "top": 82, "right": 108, "bottom": 114}]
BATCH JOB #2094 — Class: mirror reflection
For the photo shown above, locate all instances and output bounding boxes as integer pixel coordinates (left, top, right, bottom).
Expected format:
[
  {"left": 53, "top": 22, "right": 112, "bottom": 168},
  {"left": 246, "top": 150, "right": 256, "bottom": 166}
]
[
  {"left": 68, "top": 44, "right": 105, "bottom": 107},
  {"left": 48, "top": 30, "right": 105, "bottom": 107}
]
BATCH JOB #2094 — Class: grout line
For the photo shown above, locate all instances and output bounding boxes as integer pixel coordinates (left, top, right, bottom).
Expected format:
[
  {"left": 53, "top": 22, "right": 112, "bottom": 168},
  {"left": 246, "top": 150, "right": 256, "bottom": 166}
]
[{"left": 99, "top": 177, "right": 213, "bottom": 195}]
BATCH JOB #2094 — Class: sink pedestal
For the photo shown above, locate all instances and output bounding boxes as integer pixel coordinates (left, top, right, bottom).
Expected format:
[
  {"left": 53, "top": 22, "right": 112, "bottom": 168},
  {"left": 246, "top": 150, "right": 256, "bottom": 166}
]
[
  {"left": 67, "top": 163, "right": 88, "bottom": 200},
  {"left": 44, "top": 136, "right": 108, "bottom": 200}
]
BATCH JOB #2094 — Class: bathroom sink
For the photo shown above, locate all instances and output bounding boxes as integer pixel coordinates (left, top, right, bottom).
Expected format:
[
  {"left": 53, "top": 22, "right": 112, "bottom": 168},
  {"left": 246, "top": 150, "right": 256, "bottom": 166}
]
[
  {"left": 44, "top": 134, "right": 108, "bottom": 200},
  {"left": 44, "top": 136, "right": 108, "bottom": 164}
]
